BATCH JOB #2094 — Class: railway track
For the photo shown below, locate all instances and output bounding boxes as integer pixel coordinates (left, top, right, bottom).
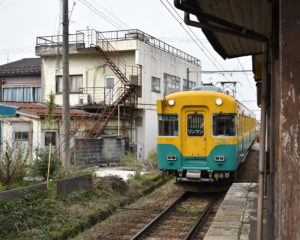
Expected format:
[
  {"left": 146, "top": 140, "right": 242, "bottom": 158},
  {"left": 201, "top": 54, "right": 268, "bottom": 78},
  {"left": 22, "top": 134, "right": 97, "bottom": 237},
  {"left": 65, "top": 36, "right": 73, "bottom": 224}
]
[{"left": 131, "top": 191, "right": 223, "bottom": 240}]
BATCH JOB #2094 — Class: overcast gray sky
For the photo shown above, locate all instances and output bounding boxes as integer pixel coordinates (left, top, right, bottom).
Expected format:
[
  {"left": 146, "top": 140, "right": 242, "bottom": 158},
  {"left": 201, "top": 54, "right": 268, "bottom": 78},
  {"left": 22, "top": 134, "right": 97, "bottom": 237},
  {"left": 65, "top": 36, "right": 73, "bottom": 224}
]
[{"left": 0, "top": 0, "right": 260, "bottom": 116}]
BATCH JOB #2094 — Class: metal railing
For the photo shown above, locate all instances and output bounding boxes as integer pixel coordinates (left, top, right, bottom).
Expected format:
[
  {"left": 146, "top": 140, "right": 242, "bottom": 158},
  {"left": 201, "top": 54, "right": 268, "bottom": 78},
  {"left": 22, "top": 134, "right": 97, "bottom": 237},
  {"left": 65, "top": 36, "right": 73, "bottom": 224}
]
[
  {"left": 36, "top": 33, "right": 83, "bottom": 46},
  {"left": 36, "top": 29, "right": 201, "bottom": 67},
  {"left": 98, "top": 29, "right": 201, "bottom": 67},
  {"left": 78, "top": 85, "right": 130, "bottom": 106}
]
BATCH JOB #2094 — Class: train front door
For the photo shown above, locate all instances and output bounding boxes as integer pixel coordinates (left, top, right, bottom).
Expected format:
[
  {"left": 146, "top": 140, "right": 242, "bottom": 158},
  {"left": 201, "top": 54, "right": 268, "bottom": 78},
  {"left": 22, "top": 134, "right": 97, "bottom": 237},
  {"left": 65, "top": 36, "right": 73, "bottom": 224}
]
[{"left": 181, "top": 109, "right": 207, "bottom": 157}]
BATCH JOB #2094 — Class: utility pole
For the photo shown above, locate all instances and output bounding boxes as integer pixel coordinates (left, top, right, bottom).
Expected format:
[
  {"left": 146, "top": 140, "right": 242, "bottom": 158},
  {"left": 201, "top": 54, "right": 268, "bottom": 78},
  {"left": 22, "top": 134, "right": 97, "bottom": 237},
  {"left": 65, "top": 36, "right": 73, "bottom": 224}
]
[
  {"left": 62, "top": 0, "right": 70, "bottom": 168},
  {"left": 187, "top": 68, "right": 190, "bottom": 90}
]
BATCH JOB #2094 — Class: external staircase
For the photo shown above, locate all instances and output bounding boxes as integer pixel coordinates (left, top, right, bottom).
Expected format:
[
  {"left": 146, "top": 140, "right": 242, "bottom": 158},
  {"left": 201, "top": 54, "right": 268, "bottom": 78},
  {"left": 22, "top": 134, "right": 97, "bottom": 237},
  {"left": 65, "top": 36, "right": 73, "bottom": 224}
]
[{"left": 85, "top": 32, "right": 139, "bottom": 138}]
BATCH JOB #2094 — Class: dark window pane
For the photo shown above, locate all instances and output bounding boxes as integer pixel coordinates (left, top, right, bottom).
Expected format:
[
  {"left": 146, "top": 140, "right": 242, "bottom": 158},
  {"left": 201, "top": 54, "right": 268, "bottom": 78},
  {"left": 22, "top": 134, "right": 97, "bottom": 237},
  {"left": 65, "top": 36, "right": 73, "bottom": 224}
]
[
  {"left": 187, "top": 114, "right": 204, "bottom": 136},
  {"left": 45, "top": 131, "right": 56, "bottom": 146},
  {"left": 15, "top": 132, "right": 29, "bottom": 141},
  {"left": 213, "top": 114, "right": 236, "bottom": 136},
  {"left": 158, "top": 114, "right": 178, "bottom": 136}
]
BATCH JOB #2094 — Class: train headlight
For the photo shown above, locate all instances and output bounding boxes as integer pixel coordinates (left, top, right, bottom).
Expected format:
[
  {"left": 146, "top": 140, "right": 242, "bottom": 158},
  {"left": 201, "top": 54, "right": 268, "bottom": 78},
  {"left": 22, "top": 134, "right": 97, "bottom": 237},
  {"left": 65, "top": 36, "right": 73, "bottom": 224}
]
[
  {"left": 215, "top": 98, "right": 223, "bottom": 106},
  {"left": 168, "top": 99, "right": 175, "bottom": 106}
]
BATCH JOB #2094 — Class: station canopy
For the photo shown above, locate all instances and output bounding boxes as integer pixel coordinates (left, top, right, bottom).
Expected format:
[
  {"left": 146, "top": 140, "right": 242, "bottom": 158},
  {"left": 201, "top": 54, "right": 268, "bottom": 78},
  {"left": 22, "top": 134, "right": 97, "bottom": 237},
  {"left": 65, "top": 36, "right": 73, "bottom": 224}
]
[{"left": 175, "top": 0, "right": 272, "bottom": 59}]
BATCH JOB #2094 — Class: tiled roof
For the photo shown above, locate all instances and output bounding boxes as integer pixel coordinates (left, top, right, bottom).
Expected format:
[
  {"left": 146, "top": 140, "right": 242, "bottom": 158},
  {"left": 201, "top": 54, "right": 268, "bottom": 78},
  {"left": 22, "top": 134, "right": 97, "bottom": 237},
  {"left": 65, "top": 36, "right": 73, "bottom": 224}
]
[
  {"left": 0, "top": 102, "right": 45, "bottom": 109},
  {"left": 0, "top": 118, "right": 31, "bottom": 123},
  {"left": 0, "top": 102, "right": 96, "bottom": 119},
  {"left": 0, "top": 58, "right": 41, "bottom": 77},
  {"left": 17, "top": 108, "right": 96, "bottom": 118}
]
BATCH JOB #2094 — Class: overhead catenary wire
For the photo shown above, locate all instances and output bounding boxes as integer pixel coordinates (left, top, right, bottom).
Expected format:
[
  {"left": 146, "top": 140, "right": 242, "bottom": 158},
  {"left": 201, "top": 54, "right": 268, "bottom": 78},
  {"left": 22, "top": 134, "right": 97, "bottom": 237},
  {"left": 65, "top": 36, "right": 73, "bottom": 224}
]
[
  {"left": 236, "top": 58, "right": 256, "bottom": 94},
  {"left": 161, "top": 0, "right": 253, "bottom": 102},
  {"left": 160, "top": 0, "right": 226, "bottom": 75},
  {"left": 164, "top": 0, "right": 227, "bottom": 72}
]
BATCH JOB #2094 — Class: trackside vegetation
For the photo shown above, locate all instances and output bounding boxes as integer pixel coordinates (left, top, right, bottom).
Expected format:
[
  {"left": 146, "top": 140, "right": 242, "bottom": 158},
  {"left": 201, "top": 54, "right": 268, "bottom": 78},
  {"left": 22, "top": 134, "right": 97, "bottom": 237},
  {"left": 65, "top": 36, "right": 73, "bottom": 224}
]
[{"left": 0, "top": 170, "right": 167, "bottom": 240}]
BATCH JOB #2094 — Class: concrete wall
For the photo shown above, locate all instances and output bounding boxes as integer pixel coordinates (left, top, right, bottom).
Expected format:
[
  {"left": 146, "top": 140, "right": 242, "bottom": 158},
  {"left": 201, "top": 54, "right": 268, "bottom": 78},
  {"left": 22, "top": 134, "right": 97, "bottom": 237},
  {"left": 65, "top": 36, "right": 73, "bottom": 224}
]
[
  {"left": 0, "top": 183, "right": 47, "bottom": 202},
  {"left": 75, "top": 137, "right": 127, "bottom": 166},
  {"left": 41, "top": 51, "right": 136, "bottom": 106},
  {"left": 136, "top": 40, "right": 201, "bottom": 107},
  {"left": 57, "top": 175, "right": 92, "bottom": 195}
]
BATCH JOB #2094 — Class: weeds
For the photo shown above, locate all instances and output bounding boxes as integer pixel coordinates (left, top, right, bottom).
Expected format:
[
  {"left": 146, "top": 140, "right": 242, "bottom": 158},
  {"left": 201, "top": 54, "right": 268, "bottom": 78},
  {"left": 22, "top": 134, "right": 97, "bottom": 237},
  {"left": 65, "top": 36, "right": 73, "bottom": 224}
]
[
  {"left": 0, "top": 142, "right": 27, "bottom": 188},
  {"left": 121, "top": 149, "right": 158, "bottom": 171}
]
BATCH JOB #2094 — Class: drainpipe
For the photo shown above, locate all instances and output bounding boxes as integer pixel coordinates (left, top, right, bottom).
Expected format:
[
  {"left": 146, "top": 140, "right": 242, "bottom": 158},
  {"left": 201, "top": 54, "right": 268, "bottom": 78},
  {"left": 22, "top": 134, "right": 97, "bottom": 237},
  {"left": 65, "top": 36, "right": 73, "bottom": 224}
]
[
  {"left": 257, "top": 42, "right": 268, "bottom": 240},
  {"left": 117, "top": 104, "right": 124, "bottom": 136}
]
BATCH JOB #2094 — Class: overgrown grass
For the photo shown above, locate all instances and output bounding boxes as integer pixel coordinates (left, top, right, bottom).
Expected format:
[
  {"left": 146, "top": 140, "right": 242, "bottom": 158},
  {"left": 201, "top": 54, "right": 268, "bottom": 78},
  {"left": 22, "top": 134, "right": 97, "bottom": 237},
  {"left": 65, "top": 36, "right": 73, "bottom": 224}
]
[
  {"left": 0, "top": 171, "right": 167, "bottom": 240},
  {"left": 121, "top": 149, "right": 158, "bottom": 171}
]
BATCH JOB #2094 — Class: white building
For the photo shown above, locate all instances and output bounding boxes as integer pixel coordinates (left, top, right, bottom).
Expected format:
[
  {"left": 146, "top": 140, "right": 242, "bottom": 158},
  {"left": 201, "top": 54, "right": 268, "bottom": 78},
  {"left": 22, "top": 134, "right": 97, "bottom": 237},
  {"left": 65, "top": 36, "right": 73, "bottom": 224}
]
[
  {"left": 0, "top": 102, "right": 97, "bottom": 164},
  {"left": 35, "top": 29, "right": 201, "bottom": 161}
]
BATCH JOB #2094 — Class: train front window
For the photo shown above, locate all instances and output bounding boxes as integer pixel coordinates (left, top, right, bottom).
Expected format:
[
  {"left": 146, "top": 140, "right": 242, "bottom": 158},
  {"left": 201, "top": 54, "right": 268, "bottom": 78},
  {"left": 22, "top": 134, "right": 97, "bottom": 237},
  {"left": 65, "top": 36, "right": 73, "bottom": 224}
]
[
  {"left": 213, "top": 114, "right": 236, "bottom": 137},
  {"left": 158, "top": 114, "right": 178, "bottom": 136},
  {"left": 187, "top": 114, "right": 204, "bottom": 136}
]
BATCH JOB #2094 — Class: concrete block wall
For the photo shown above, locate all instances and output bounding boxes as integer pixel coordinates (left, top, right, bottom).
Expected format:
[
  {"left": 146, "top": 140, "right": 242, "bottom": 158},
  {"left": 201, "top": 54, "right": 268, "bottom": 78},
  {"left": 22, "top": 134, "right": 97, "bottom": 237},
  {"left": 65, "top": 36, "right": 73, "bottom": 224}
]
[{"left": 75, "top": 136, "right": 128, "bottom": 166}]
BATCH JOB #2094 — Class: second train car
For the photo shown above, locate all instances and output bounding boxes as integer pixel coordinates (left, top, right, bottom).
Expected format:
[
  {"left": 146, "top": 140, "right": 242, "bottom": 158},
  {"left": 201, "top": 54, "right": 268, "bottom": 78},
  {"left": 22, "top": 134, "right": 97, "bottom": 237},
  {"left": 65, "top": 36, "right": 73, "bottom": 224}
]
[{"left": 156, "top": 85, "right": 256, "bottom": 182}]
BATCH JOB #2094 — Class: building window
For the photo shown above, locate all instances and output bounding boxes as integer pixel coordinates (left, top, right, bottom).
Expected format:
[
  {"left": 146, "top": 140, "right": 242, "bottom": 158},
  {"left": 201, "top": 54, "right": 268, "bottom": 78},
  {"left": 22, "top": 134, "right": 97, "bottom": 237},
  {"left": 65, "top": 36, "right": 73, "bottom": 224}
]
[
  {"left": 15, "top": 132, "right": 29, "bottom": 141},
  {"left": 44, "top": 131, "right": 56, "bottom": 146},
  {"left": 183, "top": 80, "right": 196, "bottom": 91},
  {"left": 105, "top": 76, "right": 115, "bottom": 89},
  {"left": 163, "top": 73, "right": 180, "bottom": 95},
  {"left": 187, "top": 114, "right": 204, "bottom": 136},
  {"left": 3, "top": 87, "right": 41, "bottom": 102},
  {"left": 213, "top": 114, "right": 236, "bottom": 137},
  {"left": 151, "top": 77, "right": 160, "bottom": 93},
  {"left": 56, "top": 75, "right": 83, "bottom": 93},
  {"left": 158, "top": 114, "right": 178, "bottom": 136}
]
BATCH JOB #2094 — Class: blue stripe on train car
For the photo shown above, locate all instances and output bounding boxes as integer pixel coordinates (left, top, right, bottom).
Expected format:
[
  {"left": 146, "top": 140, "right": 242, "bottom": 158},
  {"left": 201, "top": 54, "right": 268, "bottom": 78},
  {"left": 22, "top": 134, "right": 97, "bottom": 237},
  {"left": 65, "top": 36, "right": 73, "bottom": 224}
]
[{"left": 157, "top": 144, "right": 238, "bottom": 171}]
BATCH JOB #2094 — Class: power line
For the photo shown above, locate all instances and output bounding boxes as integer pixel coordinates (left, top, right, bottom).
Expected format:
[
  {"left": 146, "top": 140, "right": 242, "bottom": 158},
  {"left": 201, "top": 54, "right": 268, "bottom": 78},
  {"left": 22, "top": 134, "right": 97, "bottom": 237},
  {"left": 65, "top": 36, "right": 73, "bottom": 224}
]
[
  {"left": 78, "top": 0, "right": 125, "bottom": 30},
  {"left": 164, "top": 0, "right": 226, "bottom": 71},
  {"left": 89, "top": 0, "right": 130, "bottom": 29},
  {"left": 0, "top": 0, "right": 25, "bottom": 10},
  {"left": 69, "top": 1, "right": 76, "bottom": 21},
  {"left": 161, "top": 1, "right": 255, "bottom": 102},
  {"left": 160, "top": 0, "right": 232, "bottom": 84}
]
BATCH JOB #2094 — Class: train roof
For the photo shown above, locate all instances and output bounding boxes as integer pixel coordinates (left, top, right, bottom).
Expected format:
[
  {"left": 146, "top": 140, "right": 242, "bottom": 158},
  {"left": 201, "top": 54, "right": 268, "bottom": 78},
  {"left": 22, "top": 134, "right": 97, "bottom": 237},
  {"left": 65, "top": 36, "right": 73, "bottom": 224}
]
[
  {"left": 192, "top": 85, "right": 223, "bottom": 93},
  {"left": 161, "top": 90, "right": 256, "bottom": 118}
]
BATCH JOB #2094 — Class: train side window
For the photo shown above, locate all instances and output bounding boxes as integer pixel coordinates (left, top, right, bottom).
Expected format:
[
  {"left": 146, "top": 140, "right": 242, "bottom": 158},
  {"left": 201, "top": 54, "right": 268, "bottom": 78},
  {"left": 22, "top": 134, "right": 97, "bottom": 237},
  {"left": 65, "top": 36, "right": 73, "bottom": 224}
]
[
  {"left": 187, "top": 114, "right": 204, "bottom": 136},
  {"left": 158, "top": 114, "right": 178, "bottom": 136},
  {"left": 213, "top": 114, "right": 236, "bottom": 137}
]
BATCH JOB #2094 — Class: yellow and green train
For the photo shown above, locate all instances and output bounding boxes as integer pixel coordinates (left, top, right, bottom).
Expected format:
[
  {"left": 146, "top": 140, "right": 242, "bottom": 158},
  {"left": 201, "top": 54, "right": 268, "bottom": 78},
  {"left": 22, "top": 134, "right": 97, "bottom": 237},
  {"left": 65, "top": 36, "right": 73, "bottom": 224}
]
[{"left": 156, "top": 86, "right": 256, "bottom": 182}]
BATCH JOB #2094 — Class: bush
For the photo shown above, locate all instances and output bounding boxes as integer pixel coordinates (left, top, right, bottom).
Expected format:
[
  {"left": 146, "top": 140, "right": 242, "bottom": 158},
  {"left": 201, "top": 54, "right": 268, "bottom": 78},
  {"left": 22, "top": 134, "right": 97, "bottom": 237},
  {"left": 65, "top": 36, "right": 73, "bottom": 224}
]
[
  {"left": 120, "top": 152, "right": 141, "bottom": 168},
  {"left": 0, "top": 142, "right": 27, "bottom": 187},
  {"left": 32, "top": 148, "right": 58, "bottom": 178},
  {"left": 143, "top": 149, "right": 158, "bottom": 170}
]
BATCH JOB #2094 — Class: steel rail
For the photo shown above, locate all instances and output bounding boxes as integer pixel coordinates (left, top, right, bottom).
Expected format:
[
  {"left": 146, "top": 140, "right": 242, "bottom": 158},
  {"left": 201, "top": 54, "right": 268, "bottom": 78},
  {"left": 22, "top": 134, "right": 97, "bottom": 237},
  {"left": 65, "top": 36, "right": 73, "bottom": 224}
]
[
  {"left": 183, "top": 193, "right": 220, "bottom": 240},
  {"left": 131, "top": 192, "right": 220, "bottom": 240},
  {"left": 130, "top": 191, "right": 190, "bottom": 240}
]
